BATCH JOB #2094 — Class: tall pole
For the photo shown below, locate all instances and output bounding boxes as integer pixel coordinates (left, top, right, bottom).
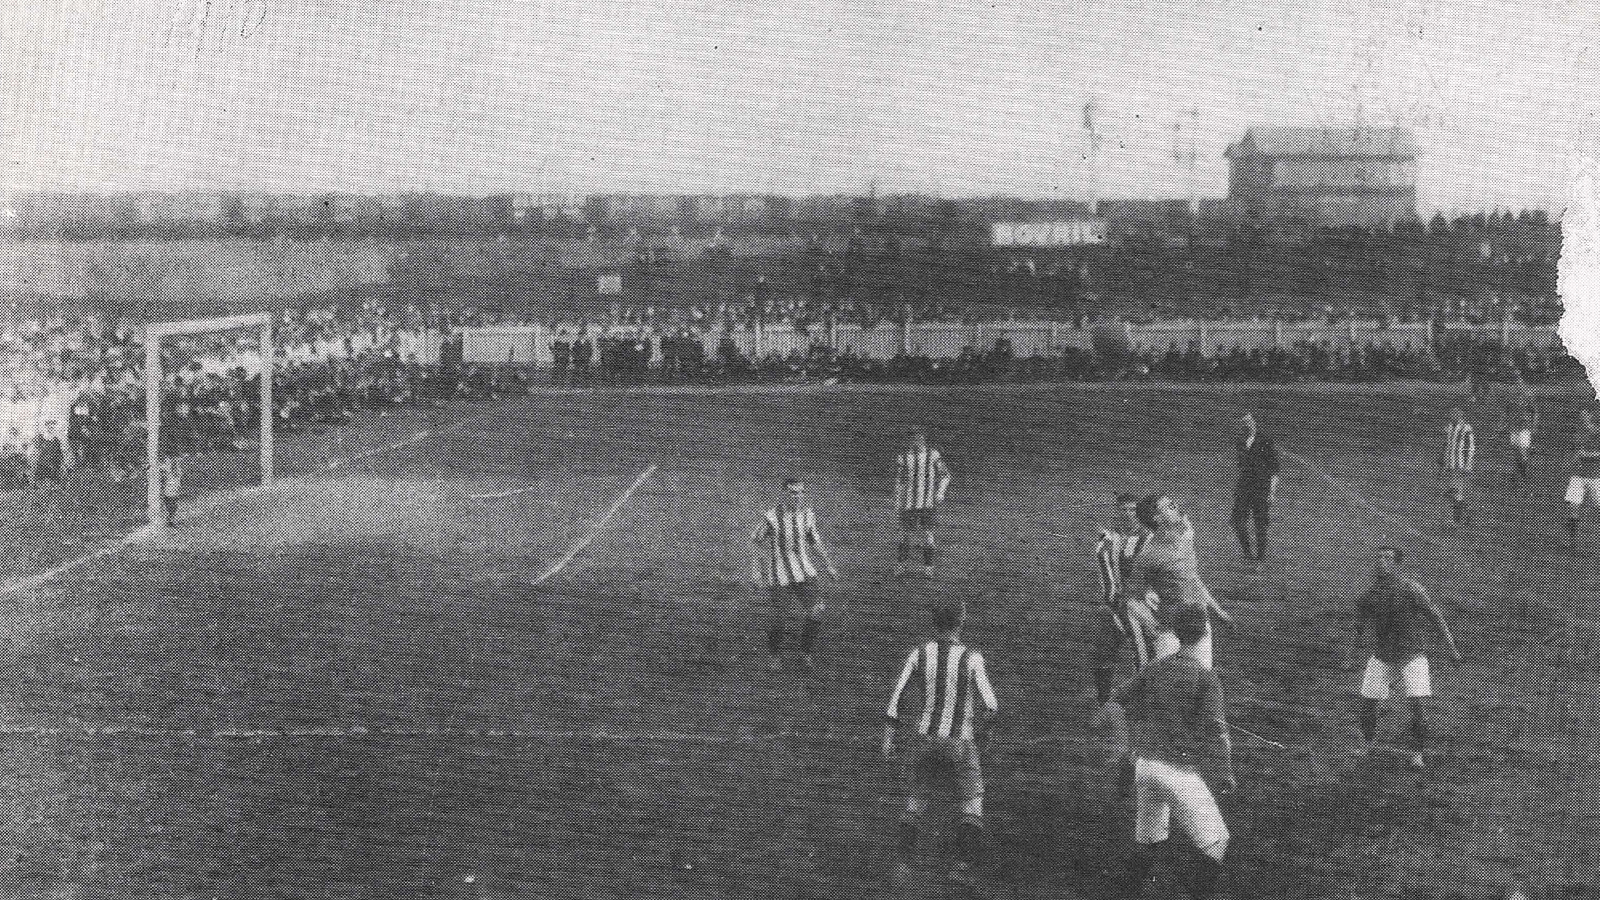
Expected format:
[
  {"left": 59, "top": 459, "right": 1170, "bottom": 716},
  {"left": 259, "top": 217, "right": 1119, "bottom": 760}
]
[
  {"left": 144, "top": 328, "right": 162, "bottom": 526},
  {"left": 260, "top": 321, "right": 273, "bottom": 485},
  {"left": 1083, "top": 99, "right": 1102, "bottom": 216}
]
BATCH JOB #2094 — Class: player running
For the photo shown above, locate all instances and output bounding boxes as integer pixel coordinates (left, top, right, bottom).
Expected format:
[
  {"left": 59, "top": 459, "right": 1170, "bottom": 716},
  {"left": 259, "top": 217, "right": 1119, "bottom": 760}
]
[
  {"left": 1353, "top": 546, "right": 1462, "bottom": 769},
  {"left": 1092, "top": 493, "right": 1156, "bottom": 704},
  {"left": 894, "top": 429, "right": 952, "bottom": 578},
  {"left": 1131, "top": 493, "right": 1234, "bottom": 668},
  {"left": 1439, "top": 407, "right": 1476, "bottom": 526},
  {"left": 1096, "top": 601, "right": 1234, "bottom": 900},
  {"left": 751, "top": 478, "right": 839, "bottom": 673},
  {"left": 884, "top": 597, "right": 999, "bottom": 879},
  {"left": 1231, "top": 413, "right": 1280, "bottom": 564},
  {"left": 1499, "top": 374, "right": 1538, "bottom": 482},
  {"left": 1565, "top": 409, "right": 1600, "bottom": 550}
]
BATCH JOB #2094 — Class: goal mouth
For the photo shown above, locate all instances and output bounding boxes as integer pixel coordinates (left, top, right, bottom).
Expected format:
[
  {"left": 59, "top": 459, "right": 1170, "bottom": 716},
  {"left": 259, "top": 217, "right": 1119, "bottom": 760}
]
[{"left": 144, "top": 313, "right": 275, "bottom": 527}]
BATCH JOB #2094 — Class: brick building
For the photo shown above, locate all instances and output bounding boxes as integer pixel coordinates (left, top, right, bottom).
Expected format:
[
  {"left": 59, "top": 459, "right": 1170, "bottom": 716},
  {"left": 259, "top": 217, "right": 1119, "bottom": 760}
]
[{"left": 1224, "top": 126, "right": 1418, "bottom": 228}]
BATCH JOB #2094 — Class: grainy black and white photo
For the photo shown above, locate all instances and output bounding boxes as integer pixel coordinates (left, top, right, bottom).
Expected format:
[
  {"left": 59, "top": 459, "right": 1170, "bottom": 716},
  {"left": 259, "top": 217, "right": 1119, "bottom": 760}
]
[{"left": 1, "top": 1, "right": 1598, "bottom": 897}]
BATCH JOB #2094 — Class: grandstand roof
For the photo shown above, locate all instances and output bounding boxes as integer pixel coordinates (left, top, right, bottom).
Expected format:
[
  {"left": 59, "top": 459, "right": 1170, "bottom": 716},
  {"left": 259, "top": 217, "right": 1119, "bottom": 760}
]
[{"left": 1226, "top": 126, "right": 1417, "bottom": 159}]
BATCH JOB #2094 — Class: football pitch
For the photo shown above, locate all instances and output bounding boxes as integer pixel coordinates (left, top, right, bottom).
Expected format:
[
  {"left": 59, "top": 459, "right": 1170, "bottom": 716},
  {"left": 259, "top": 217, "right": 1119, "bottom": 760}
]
[{"left": 2, "top": 381, "right": 1597, "bottom": 899}]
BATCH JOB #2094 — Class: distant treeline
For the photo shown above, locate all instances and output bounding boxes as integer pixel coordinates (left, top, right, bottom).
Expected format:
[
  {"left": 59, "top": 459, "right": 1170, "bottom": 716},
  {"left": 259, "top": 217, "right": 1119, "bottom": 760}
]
[{"left": 0, "top": 192, "right": 1558, "bottom": 248}]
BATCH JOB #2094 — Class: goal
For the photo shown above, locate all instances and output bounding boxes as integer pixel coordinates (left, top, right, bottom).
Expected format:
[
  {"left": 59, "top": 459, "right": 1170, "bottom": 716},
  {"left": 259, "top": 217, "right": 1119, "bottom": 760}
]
[{"left": 144, "top": 312, "right": 275, "bottom": 526}]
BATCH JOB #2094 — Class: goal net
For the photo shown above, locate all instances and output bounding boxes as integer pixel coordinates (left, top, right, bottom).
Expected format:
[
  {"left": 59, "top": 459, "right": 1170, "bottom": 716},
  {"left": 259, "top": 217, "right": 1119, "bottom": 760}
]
[{"left": 144, "top": 313, "right": 274, "bottom": 527}]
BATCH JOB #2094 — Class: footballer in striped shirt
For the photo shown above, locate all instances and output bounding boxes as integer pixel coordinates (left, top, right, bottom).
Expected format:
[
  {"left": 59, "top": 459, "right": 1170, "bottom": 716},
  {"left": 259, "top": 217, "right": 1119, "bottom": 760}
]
[
  {"left": 883, "top": 597, "right": 999, "bottom": 875},
  {"left": 894, "top": 429, "right": 953, "bottom": 578},
  {"left": 1092, "top": 493, "right": 1157, "bottom": 704},
  {"left": 751, "top": 478, "right": 839, "bottom": 673},
  {"left": 1438, "top": 407, "right": 1476, "bottom": 526}
]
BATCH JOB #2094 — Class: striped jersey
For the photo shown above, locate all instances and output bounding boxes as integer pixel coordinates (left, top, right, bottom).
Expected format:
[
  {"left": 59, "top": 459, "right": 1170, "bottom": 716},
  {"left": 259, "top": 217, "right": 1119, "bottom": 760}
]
[
  {"left": 752, "top": 503, "right": 822, "bottom": 587},
  {"left": 886, "top": 639, "right": 999, "bottom": 740},
  {"left": 1094, "top": 528, "right": 1148, "bottom": 607},
  {"left": 895, "top": 447, "right": 951, "bottom": 511},
  {"left": 1443, "top": 420, "right": 1476, "bottom": 472}
]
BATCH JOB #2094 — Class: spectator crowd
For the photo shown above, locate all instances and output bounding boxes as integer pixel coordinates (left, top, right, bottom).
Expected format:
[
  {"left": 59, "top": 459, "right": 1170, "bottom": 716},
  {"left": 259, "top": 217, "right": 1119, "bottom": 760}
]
[{"left": 0, "top": 298, "right": 1579, "bottom": 495}]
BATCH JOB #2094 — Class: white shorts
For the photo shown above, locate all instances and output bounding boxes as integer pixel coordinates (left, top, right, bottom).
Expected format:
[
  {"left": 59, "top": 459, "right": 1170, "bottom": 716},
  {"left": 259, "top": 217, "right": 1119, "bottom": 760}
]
[
  {"left": 1360, "top": 655, "right": 1431, "bottom": 700},
  {"left": 1133, "top": 757, "right": 1229, "bottom": 849},
  {"left": 1153, "top": 625, "right": 1213, "bottom": 669},
  {"left": 1509, "top": 429, "right": 1533, "bottom": 451},
  {"left": 1567, "top": 477, "right": 1600, "bottom": 507}
]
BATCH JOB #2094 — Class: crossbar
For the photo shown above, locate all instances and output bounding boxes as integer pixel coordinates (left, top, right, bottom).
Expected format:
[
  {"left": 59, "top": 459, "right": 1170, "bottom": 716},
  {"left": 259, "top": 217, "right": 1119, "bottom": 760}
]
[{"left": 146, "top": 312, "right": 273, "bottom": 340}]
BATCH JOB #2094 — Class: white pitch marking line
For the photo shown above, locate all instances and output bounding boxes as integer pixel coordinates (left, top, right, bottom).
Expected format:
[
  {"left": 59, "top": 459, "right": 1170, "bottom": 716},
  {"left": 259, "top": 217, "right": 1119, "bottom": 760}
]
[
  {"left": 327, "top": 429, "right": 432, "bottom": 470},
  {"left": 0, "top": 723, "right": 1076, "bottom": 748},
  {"left": 470, "top": 484, "right": 541, "bottom": 501},
  {"left": 531, "top": 464, "right": 658, "bottom": 586},
  {"left": 1281, "top": 448, "right": 1435, "bottom": 544}
]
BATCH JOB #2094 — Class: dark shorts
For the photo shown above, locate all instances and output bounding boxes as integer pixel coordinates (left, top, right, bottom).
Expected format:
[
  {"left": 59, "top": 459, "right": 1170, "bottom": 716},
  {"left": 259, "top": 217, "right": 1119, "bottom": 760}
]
[
  {"left": 1231, "top": 487, "right": 1270, "bottom": 522},
  {"left": 899, "top": 507, "right": 939, "bottom": 530}
]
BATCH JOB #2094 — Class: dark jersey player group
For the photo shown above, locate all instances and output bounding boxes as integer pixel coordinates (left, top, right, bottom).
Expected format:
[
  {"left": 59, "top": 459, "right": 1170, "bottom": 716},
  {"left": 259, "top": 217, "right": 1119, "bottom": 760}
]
[{"left": 549, "top": 328, "right": 709, "bottom": 380}]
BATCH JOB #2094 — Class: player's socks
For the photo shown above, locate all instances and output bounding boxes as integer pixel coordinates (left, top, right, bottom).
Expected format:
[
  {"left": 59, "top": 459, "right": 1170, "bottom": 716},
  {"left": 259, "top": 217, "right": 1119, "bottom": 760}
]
[
  {"left": 923, "top": 547, "right": 936, "bottom": 569},
  {"left": 897, "top": 819, "right": 919, "bottom": 857},
  {"left": 1566, "top": 518, "right": 1579, "bottom": 546},
  {"left": 1359, "top": 701, "right": 1378, "bottom": 748},
  {"left": 1118, "top": 845, "right": 1158, "bottom": 899},
  {"left": 1094, "top": 667, "right": 1115, "bottom": 705},
  {"left": 1254, "top": 522, "right": 1268, "bottom": 561},
  {"left": 767, "top": 624, "right": 784, "bottom": 655},
  {"left": 1411, "top": 708, "right": 1430, "bottom": 757},
  {"left": 1232, "top": 522, "right": 1253, "bottom": 559},
  {"left": 1187, "top": 853, "right": 1225, "bottom": 900},
  {"left": 955, "top": 822, "right": 982, "bottom": 866},
  {"left": 799, "top": 619, "right": 819, "bottom": 657}
]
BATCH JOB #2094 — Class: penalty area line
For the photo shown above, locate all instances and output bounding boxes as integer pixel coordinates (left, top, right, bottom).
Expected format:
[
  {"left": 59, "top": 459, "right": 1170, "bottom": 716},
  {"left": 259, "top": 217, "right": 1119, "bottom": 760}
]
[
  {"left": 532, "top": 464, "right": 659, "bottom": 586},
  {"left": 470, "top": 485, "right": 541, "bottom": 501},
  {"left": 1281, "top": 449, "right": 1435, "bottom": 545}
]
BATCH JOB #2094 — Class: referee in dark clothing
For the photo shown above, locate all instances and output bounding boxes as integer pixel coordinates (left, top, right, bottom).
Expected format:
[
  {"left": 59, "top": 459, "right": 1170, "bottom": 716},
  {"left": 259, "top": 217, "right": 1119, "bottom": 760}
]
[{"left": 1232, "top": 413, "right": 1280, "bottom": 563}]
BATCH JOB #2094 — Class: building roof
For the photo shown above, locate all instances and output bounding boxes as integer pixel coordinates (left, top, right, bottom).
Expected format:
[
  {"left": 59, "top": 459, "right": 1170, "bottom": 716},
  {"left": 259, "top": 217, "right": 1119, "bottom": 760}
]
[{"left": 1226, "top": 126, "right": 1417, "bottom": 159}]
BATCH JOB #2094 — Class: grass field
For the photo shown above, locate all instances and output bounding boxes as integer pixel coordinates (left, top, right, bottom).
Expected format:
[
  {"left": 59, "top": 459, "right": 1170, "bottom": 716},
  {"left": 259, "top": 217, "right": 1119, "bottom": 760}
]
[{"left": 1, "top": 380, "right": 1596, "bottom": 899}]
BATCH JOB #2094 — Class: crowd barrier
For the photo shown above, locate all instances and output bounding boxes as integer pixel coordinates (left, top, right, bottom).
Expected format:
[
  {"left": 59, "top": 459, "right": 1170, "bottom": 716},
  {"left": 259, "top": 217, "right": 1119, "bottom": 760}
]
[{"left": 458, "top": 319, "right": 1563, "bottom": 367}]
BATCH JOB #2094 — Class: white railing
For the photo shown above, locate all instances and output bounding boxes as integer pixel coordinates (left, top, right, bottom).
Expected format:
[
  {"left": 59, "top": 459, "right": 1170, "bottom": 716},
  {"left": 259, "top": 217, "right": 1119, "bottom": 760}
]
[{"left": 457, "top": 319, "right": 1564, "bottom": 366}]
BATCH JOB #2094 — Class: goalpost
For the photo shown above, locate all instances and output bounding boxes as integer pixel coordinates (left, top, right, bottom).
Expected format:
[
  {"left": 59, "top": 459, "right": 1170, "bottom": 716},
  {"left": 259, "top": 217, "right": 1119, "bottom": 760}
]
[{"left": 144, "top": 312, "right": 275, "bottom": 526}]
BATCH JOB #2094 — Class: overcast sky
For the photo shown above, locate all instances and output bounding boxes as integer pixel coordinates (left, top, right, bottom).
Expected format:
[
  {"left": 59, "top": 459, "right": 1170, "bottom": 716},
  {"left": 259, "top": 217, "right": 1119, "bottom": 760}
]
[{"left": 2, "top": 0, "right": 1596, "bottom": 213}]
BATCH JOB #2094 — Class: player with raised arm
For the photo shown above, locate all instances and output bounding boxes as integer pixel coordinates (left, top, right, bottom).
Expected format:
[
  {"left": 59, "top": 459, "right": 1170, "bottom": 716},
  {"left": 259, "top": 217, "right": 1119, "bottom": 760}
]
[
  {"left": 751, "top": 478, "right": 839, "bottom": 673},
  {"left": 1092, "top": 493, "right": 1155, "bottom": 704},
  {"left": 894, "top": 429, "right": 952, "bottom": 578},
  {"left": 1354, "top": 546, "right": 1462, "bottom": 769},
  {"left": 883, "top": 597, "right": 999, "bottom": 880},
  {"left": 1565, "top": 409, "right": 1600, "bottom": 550},
  {"left": 1095, "top": 601, "right": 1234, "bottom": 900},
  {"left": 1439, "top": 406, "right": 1476, "bottom": 526},
  {"left": 1131, "top": 493, "right": 1234, "bottom": 668}
]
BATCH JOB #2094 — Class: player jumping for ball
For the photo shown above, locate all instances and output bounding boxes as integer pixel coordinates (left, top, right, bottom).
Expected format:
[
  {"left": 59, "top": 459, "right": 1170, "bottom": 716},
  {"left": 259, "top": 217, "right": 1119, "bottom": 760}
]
[
  {"left": 1131, "top": 493, "right": 1234, "bottom": 668},
  {"left": 1439, "top": 406, "right": 1476, "bottom": 527},
  {"left": 884, "top": 596, "right": 999, "bottom": 879},
  {"left": 894, "top": 429, "right": 952, "bottom": 578},
  {"left": 1353, "top": 546, "right": 1462, "bottom": 770},
  {"left": 1565, "top": 409, "right": 1600, "bottom": 550},
  {"left": 1096, "top": 601, "right": 1234, "bottom": 900},
  {"left": 751, "top": 478, "right": 839, "bottom": 673}
]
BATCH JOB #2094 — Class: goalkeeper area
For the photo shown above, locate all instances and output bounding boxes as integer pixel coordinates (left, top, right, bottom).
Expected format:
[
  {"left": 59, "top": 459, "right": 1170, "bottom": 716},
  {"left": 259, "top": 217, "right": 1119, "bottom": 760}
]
[
  {"left": 0, "top": 381, "right": 1594, "bottom": 899},
  {"left": 144, "top": 313, "right": 275, "bottom": 527}
]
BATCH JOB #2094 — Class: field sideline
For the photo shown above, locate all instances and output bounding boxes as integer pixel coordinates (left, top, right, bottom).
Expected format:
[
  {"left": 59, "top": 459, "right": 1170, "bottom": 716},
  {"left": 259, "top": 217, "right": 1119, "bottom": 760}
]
[{"left": 0, "top": 380, "right": 1595, "bottom": 899}]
